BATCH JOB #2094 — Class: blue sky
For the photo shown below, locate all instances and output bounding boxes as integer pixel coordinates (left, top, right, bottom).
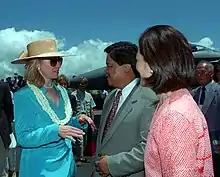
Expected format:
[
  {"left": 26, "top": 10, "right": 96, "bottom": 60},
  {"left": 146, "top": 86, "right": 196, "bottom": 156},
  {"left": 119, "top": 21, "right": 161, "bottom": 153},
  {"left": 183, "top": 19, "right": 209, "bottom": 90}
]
[
  {"left": 0, "top": 0, "right": 219, "bottom": 77},
  {"left": 1, "top": 0, "right": 220, "bottom": 48}
]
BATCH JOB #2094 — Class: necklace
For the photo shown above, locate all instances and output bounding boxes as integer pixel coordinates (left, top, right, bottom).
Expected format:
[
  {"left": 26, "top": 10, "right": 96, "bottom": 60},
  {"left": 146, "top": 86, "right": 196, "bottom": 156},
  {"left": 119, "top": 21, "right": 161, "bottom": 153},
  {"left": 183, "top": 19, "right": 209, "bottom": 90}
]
[
  {"left": 43, "top": 85, "right": 53, "bottom": 89},
  {"left": 27, "top": 82, "right": 72, "bottom": 125}
]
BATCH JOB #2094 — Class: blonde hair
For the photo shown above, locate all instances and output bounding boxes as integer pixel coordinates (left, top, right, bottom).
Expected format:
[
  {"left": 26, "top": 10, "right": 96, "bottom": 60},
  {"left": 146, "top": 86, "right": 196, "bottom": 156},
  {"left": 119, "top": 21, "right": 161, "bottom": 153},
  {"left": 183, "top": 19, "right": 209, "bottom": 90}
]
[{"left": 24, "top": 59, "right": 45, "bottom": 88}]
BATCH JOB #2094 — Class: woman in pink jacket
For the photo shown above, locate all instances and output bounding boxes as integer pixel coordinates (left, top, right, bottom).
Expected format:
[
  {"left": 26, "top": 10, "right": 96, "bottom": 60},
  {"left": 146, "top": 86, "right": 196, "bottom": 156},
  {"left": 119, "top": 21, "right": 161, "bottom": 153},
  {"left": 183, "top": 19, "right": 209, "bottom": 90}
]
[{"left": 136, "top": 25, "right": 214, "bottom": 177}]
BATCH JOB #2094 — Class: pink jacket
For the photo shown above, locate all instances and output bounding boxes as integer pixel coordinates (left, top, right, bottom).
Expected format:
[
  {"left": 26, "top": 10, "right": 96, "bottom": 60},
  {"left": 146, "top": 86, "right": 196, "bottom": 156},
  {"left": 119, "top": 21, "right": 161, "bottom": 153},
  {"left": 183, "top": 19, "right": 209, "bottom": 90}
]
[{"left": 144, "top": 89, "right": 214, "bottom": 177}]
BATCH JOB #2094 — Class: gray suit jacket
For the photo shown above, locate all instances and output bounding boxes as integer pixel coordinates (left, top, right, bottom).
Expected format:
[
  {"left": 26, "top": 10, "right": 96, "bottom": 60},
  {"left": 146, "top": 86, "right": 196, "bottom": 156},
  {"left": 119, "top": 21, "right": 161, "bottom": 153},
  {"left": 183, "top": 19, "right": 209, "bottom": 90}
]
[
  {"left": 94, "top": 84, "right": 158, "bottom": 177},
  {"left": 191, "top": 82, "right": 220, "bottom": 131}
]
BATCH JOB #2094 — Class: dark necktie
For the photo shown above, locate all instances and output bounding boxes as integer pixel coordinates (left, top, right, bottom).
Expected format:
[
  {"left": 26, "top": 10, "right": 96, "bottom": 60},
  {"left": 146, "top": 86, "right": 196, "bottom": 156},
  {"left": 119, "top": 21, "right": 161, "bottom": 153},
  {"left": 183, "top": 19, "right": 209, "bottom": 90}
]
[
  {"left": 199, "top": 87, "right": 206, "bottom": 105},
  {"left": 102, "top": 90, "right": 122, "bottom": 139}
]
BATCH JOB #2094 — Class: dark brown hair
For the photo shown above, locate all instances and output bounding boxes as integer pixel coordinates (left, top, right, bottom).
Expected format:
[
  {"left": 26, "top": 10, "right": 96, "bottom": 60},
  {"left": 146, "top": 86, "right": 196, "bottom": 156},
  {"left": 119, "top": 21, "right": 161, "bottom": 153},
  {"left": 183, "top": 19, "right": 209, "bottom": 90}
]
[
  {"left": 139, "top": 25, "right": 195, "bottom": 94},
  {"left": 104, "top": 41, "right": 139, "bottom": 77}
]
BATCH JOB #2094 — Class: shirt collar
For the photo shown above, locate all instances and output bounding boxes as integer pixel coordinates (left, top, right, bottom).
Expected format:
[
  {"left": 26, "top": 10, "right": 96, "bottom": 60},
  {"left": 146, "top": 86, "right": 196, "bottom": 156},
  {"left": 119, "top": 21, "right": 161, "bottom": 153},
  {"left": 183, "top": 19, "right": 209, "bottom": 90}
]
[
  {"left": 117, "top": 78, "right": 140, "bottom": 95},
  {"left": 204, "top": 81, "right": 213, "bottom": 91}
]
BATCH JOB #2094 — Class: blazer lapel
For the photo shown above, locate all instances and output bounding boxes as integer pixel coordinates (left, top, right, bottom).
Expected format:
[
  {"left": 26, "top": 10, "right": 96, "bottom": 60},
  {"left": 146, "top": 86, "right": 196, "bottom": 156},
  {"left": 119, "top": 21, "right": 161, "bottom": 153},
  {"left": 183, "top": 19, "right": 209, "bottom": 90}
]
[
  {"left": 100, "top": 85, "right": 140, "bottom": 149},
  {"left": 193, "top": 88, "right": 200, "bottom": 104},
  {"left": 202, "top": 83, "right": 216, "bottom": 114},
  {"left": 97, "top": 92, "right": 115, "bottom": 146}
]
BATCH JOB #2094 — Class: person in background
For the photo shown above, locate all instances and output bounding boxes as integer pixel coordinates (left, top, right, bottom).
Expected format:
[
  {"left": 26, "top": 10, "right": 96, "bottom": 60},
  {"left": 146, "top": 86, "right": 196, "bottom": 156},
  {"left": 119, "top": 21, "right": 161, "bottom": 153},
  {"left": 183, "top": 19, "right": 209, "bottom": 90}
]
[
  {"left": 192, "top": 60, "right": 220, "bottom": 176},
  {"left": 93, "top": 41, "right": 158, "bottom": 177},
  {"left": 100, "top": 90, "right": 108, "bottom": 100},
  {"left": 11, "top": 39, "right": 95, "bottom": 177},
  {"left": 57, "top": 74, "right": 77, "bottom": 113},
  {"left": 57, "top": 74, "right": 80, "bottom": 158},
  {"left": 17, "top": 75, "right": 26, "bottom": 90},
  {"left": 214, "top": 60, "right": 220, "bottom": 83},
  {"left": 71, "top": 77, "right": 96, "bottom": 166},
  {"left": 71, "top": 75, "right": 77, "bottom": 92},
  {"left": 5, "top": 77, "right": 14, "bottom": 92},
  {"left": 6, "top": 90, "right": 21, "bottom": 177},
  {"left": 12, "top": 73, "right": 18, "bottom": 92},
  {"left": 137, "top": 25, "right": 214, "bottom": 176},
  {"left": 0, "top": 81, "right": 16, "bottom": 176},
  {"left": 57, "top": 74, "right": 69, "bottom": 89}
]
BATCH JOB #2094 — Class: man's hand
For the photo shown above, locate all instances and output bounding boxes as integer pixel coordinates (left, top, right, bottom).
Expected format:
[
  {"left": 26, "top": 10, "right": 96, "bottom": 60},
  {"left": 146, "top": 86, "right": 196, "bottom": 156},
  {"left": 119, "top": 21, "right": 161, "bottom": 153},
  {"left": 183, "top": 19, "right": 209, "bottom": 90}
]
[
  {"left": 78, "top": 114, "right": 97, "bottom": 131},
  {"left": 96, "top": 155, "right": 110, "bottom": 177}
]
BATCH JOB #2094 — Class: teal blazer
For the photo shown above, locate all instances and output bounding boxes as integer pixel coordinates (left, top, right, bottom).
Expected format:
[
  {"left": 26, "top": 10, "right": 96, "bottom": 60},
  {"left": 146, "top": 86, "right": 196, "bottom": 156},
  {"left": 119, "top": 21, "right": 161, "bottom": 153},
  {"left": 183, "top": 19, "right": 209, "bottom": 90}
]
[{"left": 14, "top": 85, "right": 86, "bottom": 177}]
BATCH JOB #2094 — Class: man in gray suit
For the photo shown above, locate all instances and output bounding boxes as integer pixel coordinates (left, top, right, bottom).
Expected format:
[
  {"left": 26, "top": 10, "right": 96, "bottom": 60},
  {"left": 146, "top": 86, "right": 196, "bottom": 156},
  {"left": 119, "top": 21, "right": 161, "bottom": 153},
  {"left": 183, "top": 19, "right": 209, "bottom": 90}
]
[
  {"left": 192, "top": 60, "right": 220, "bottom": 176},
  {"left": 93, "top": 42, "right": 158, "bottom": 177}
]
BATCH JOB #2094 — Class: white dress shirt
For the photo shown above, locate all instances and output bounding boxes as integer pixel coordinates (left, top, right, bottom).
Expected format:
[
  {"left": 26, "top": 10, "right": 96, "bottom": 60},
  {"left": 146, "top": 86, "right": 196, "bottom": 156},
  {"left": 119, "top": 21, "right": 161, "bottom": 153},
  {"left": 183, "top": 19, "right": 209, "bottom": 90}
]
[{"left": 116, "top": 78, "right": 140, "bottom": 113}]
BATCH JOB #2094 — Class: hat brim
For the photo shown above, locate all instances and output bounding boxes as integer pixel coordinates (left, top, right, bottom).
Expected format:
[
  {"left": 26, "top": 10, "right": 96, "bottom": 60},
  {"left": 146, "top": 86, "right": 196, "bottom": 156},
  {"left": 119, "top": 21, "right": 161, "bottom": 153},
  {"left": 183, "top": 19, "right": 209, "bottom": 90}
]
[{"left": 11, "top": 52, "right": 75, "bottom": 64}]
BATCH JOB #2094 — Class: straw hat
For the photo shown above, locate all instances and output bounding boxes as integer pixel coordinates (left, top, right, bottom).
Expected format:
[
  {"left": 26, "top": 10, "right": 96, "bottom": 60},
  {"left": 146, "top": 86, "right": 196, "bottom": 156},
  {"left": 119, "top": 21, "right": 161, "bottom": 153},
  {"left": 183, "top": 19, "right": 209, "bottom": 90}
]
[{"left": 11, "top": 39, "right": 72, "bottom": 64}]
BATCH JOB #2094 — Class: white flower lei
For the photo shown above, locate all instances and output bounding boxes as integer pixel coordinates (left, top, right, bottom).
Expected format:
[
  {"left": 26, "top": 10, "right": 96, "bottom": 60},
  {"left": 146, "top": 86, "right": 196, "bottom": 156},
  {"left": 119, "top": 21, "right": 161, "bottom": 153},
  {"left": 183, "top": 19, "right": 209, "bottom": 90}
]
[{"left": 27, "top": 82, "right": 72, "bottom": 125}]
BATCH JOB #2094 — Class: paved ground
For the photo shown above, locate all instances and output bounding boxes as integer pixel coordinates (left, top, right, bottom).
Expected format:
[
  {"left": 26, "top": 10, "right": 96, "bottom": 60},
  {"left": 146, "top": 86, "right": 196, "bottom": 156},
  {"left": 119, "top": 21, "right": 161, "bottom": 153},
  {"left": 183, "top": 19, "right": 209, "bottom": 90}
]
[
  {"left": 1, "top": 157, "right": 94, "bottom": 177},
  {"left": 76, "top": 157, "right": 94, "bottom": 177}
]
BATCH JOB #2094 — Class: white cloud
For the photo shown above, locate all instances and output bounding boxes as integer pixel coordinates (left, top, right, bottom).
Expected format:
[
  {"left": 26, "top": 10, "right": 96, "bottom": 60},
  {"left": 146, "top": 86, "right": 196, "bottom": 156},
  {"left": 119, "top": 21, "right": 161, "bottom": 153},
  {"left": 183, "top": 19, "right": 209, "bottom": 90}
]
[
  {"left": 0, "top": 28, "right": 216, "bottom": 79},
  {"left": 0, "top": 28, "right": 111, "bottom": 79},
  {"left": 191, "top": 37, "right": 215, "bottom": 49},
  {"left": 60, "top": 39, "right": 111, "bottom": 77}
]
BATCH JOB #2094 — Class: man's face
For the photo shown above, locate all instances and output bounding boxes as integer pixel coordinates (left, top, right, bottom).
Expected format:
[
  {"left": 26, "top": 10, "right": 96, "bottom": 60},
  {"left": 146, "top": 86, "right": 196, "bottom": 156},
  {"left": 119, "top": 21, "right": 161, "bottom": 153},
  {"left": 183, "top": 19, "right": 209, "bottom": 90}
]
[
  {"left": 196, "top": 63, "right": 213, "bottom": 85},
  {"left": 78, "top": 78, "right": 88, "bottom": 90},
  {"left": 216, "top": 64, "right": 220, "bottom": 82},
  {"left": 59, "top": 79, "right": 68, "bottom": 89},
  {"left": 105, "top": 55, "right": 125, "bottom": 88}
]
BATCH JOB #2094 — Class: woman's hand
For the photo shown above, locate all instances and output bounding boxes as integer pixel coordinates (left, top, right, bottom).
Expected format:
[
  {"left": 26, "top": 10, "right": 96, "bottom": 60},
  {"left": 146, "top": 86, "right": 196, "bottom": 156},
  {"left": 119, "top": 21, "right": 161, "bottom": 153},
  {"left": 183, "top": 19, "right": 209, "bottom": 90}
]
[
  {"left": 78, "top": 114, "right": 97, "bottom": 131},
  {"left": 58, "top": 125, "right": 85, "bottom": 142}
]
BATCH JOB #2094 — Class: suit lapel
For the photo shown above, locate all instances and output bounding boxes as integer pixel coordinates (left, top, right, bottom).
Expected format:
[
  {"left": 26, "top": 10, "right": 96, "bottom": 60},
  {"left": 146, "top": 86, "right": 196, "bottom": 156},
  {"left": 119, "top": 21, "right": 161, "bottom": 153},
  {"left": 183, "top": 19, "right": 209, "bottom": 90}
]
[
  {"left": 202, "top": 83, "right": 216, "bottom": 114},
  {"left": 97, "top": 92, "right": 115, "bottom": 146},
  {"left": 100, "top": 85, "right": 140, "bottom": 149},
  {"left": 193, "top": 88, "right": 200, "bottom": 104}
]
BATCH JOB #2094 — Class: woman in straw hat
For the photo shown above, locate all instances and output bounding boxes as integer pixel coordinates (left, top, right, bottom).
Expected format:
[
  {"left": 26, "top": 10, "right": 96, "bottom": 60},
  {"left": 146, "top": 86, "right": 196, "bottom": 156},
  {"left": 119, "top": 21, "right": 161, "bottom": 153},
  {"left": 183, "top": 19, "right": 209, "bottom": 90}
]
[{"left": 11, "top": 39, "right": 96, "bottom": 177}]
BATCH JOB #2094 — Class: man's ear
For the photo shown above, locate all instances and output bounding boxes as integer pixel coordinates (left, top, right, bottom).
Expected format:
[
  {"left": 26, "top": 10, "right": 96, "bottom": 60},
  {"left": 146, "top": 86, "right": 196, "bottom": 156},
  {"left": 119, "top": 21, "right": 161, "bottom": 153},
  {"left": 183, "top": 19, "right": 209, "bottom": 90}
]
[
  {"left": 210, "top": 71, "right": 214, "bottom": 78},
  {"left": 123, "top": 64, "right": 131, "bottom": 73}
]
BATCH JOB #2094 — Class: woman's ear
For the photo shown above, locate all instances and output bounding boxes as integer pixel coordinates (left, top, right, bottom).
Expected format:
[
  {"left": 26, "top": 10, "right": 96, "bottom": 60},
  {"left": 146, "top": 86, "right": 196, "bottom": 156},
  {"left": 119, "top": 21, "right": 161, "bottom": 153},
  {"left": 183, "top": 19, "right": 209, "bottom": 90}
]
[{"left": 36, "top": 61, "right": 41, "bottom": 70}]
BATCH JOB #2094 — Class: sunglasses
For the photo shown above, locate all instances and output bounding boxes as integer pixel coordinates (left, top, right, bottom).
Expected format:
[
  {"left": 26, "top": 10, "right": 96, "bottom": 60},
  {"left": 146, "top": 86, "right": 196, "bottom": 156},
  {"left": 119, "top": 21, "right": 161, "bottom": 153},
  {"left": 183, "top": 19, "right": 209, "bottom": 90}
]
[
  {"left": 42, "top": 57, "right": 63, "bottom": 67},
  {"left": 79, "top": 79, "right": 88, "bottom": 86}
]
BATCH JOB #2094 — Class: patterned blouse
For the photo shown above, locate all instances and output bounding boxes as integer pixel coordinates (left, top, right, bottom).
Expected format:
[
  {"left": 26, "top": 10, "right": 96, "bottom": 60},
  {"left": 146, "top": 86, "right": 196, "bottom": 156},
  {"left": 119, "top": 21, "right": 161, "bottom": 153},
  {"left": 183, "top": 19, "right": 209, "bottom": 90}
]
[{"left": 144, "top": 89, "right": 214, "bottom": 177}]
